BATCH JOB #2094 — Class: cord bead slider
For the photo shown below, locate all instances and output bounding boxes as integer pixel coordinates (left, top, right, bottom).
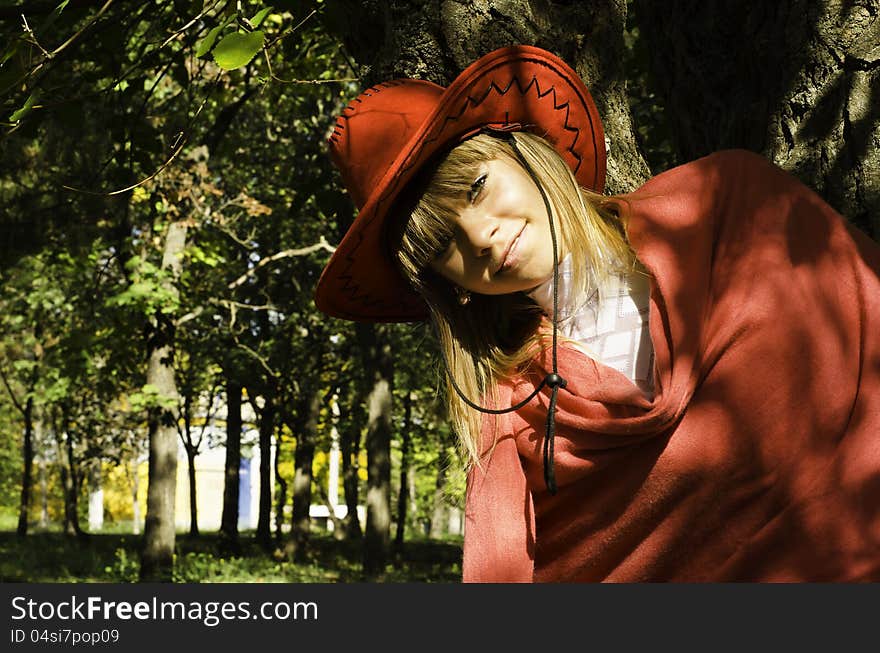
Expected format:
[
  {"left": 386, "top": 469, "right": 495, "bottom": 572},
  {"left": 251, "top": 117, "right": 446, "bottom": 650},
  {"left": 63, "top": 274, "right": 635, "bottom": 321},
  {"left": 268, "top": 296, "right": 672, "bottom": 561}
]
[{"left": 545, "top": 373, "right": 567, "bottom": 389}]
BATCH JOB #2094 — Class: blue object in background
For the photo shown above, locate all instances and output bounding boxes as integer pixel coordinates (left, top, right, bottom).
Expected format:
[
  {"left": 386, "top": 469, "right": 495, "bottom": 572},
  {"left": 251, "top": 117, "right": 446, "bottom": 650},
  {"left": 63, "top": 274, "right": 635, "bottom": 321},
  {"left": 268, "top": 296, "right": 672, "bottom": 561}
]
[{"left": 238, "top": 458, "right": 250, "bottom": 529}]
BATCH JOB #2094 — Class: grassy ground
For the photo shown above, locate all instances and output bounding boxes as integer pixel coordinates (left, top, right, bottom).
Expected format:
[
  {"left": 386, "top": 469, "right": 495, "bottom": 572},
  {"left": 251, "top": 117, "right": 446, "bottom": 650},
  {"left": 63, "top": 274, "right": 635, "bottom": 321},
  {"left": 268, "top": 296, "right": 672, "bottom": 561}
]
[{"left": 0, "top": 530, "right": 463, "bottom": 583}]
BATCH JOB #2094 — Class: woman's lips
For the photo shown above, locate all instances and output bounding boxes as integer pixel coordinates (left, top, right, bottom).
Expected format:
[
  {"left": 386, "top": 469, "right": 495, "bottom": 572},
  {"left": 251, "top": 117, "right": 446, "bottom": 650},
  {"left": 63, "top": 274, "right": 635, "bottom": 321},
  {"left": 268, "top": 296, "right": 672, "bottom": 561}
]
[{"left": 498, "top": 225, "right": 525, "bottom": 273}]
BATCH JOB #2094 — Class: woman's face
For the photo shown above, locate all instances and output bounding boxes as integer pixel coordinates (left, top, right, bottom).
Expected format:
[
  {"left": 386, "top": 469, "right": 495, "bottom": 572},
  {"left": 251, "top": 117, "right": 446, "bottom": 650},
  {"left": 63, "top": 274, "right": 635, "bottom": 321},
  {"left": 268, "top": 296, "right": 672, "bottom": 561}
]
[{"left": 429, "top": 157, "right": 559, "bottom": 295}]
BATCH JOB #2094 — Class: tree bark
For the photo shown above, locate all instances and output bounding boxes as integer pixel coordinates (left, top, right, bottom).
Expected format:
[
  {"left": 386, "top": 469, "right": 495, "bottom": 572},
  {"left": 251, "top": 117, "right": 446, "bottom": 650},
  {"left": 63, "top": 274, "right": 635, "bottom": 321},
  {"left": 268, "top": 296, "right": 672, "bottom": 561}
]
[
  {"left": 38, "top": 456, "right": 48, "bottom": 529},
  {"left": 633, "top": 0, "right": 879, "bottom": 237},
  {"left": 289, "top": 390, "right": 320, "bottom": 560},
  {"left": 324, "top": 0, "right": 649, "bottom": 193},
  {"left": 220, "top": 377, "right": 242, "bottom": 545},
  {"left": 185, "top": 443, "right": 198, "bottom": 537},
  {"left": 273, "top": 415, "right": 288, "bottom": 543},
  {"left": 356, "top": 322, "right": 394, "bottom": 577},
  {"left": 131, "top": 456, "right": 141, "bottom": 535},
  {"left": 58, "top": 410, "right": 84, "bottom": 538},
  {"left": 140, "top": 220, "right": 187, "bottom": 582},
  {"left": 394, "top": 391, "right": 413, "bottom": 552},
  {"left": 256, "top": 390, "right": 275, "bottom": 549},
  {"left": 429, "top": 444, "right": 450, "bottom": 539},
  {"left": 16, "top": 395, "right": 33, "bottom": 536},
  {"left": 181, "top": 391, "right": 199, "bottom": 537},
  {"left": 340, "top": 392, "right": 363, "bottom": 540}
]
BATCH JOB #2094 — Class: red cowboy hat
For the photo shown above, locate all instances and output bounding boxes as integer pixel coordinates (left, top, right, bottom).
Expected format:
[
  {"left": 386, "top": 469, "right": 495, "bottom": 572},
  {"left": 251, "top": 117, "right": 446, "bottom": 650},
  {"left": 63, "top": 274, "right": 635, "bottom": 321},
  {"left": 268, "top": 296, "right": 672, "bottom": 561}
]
[{"left": 315, "top": 45, "right": 606, "bottom": 322}]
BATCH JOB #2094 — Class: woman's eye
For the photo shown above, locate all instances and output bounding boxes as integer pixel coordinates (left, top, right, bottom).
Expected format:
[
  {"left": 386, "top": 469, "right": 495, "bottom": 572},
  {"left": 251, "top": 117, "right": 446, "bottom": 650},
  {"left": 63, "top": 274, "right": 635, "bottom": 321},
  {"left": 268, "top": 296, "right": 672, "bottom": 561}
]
[{"left": 467, "top": 173, "right": 487, "bottom": 204}]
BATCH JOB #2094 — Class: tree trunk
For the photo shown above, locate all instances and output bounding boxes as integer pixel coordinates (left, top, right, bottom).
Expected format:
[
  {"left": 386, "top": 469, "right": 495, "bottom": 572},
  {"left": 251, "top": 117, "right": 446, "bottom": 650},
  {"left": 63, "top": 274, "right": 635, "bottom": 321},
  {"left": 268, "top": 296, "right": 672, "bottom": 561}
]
[
  {"left": 324, "top": 0, "right": 649, "bottom": 193},
  {"left": 16, "top": 395, "right": 33, "bottom": 536},
  {"left": 273, "top": 418, "right": 288, "bottom": 543},
  {"left": 356, "top": 322, "right": 393, "bottom": 578},
  {"left": 220, "top": 377, "right": 242, "bottom": 545},
  {"left": 256, "top": 390, "right": 275, "bottom": 549},
  {"left": 633, "top": 0, "right": 879, "bottom": 237},
  {"left": 340, "top": 394, "right": 363, "bottom": 540},
  {"left": 394, "top": 391, "right": 413, "bottom": 552},
  {"left": 131, "top": 456, "right": 141, "bottom": 535},
  {"left": 38, "top": 456, "right": 48, "bottom": 529},
  {"left": 140, "top": 220, "right": 187, "bottom": 582},
  {"left": 185, "top": 444, "right": 198, "bottom": 537},
  {"left": 429, "top": 445, "right": 450, "bottom": 540},
  {"left": 289, "top": 390, "right": 320, "bottom": 560},
  {"left": 181, "top": 390, "right": 199, "bottom": 537},
  {"left": 65, "top": 424, "right": 83, "bottom": 537},
  {"left": 56, "top": 408, "right": 83, "bottom": 538}
]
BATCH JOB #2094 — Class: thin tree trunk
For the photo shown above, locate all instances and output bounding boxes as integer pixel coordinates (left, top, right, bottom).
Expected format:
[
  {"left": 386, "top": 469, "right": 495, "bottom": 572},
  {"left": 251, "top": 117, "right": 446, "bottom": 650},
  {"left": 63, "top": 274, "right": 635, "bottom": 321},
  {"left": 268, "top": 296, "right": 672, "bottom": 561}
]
[
  {"left": 289, "top": 390, "right": 320, "bottom": 560},
  {"left": 394, "top": 391, "right": 413, "bottom": 552},
  {"left": 356, "top": 322, "right": 393, "bottom": 578},
  {"left": 256, "top": 391, "right": 275, "bottom": 549},
  {"left": 57, "top": 407, "right": 83, "bottom": 538},
  {"left": 140, "top": 220, "right": 187, "bottom": 582},
  {"left": 340, "top": 392, "right": 363, "bottom": 540},
  {"left": 131, "top": 456, "right": 141, "bottom": 535},
  {"left": 185, "top": 444, "right": 198, "bottom": 536},
  {"left": 17, "top": 395, "right": 34, "bottom": 536},
  {"left": 220, "top": 377, "right": 242, "bottom": 546},
  {"left": 273, "top": 424, "right": 288, "bottom": 543},
  {"left": 65, "top": 423, "right": 83, "bottom": 537},
  {"left": 38, "top": 456, "right": 48, "bottom": 529},
  {"left": 430, "top": 445, "right": 450, "bottom": 540},
  {"left": 181, "top": 391, "right": 199, "bottom": 537}
]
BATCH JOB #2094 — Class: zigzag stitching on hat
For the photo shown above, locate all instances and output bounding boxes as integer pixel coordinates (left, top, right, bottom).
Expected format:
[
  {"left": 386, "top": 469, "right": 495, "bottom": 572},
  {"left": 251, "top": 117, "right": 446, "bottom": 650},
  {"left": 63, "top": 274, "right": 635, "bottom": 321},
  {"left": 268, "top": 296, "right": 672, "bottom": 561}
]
[{"left": 387, "top": 72, "right": 584, "bottom": 208}]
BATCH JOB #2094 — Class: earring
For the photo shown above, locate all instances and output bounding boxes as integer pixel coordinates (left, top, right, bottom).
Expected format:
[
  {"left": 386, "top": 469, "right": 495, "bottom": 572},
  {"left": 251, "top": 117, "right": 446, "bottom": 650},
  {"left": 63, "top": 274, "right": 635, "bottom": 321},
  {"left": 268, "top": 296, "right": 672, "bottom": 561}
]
[{"left": 455, "top": 287, "right": 472, "bottom": 306}]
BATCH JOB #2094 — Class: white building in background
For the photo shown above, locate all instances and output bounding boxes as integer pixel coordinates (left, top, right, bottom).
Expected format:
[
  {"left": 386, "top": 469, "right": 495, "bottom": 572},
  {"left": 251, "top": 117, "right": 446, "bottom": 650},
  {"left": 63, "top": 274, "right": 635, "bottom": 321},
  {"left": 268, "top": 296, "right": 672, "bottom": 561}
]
[
  {"left": 172, "top": 413, "right": 363, "bottom": 533},
  {"left": 174, "top": 441, "right": 265, "bottom": 531}
]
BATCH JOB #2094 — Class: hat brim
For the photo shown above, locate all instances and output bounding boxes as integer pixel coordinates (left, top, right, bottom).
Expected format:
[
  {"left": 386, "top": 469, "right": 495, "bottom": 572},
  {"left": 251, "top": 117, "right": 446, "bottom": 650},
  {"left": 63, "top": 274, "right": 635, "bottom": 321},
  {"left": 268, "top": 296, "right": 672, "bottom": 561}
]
[{"left": 315, "top": 45, "right": 606, "bottom": 322}]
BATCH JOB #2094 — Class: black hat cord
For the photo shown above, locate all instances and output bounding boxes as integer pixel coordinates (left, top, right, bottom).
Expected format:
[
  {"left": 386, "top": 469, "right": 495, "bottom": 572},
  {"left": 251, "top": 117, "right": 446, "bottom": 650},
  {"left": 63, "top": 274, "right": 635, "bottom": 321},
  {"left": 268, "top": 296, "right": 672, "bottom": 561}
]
[{"left": 433, "top": 132, "right": 566, "bottom": 495}]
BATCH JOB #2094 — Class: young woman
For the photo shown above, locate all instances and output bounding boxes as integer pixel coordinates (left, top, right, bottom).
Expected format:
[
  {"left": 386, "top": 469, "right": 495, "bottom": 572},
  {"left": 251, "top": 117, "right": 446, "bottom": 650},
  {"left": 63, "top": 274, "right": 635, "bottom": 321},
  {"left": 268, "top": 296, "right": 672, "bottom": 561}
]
[{"left": 316, "top": 45, "right": 880, "bottom": 582}]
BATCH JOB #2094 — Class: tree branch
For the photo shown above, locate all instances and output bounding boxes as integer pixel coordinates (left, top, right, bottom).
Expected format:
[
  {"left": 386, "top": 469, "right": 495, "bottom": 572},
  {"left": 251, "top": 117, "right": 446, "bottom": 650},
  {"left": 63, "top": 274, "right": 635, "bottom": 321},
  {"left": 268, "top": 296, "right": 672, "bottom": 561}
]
[
  {"left": 0, "top": 364, "right": 26, "bottom": 416},
  {"left": 175, "top": 237, "right": 336, "bottom": 327},
  {"left": 227, "top": 237, "right": 336, "bottom": 291}
]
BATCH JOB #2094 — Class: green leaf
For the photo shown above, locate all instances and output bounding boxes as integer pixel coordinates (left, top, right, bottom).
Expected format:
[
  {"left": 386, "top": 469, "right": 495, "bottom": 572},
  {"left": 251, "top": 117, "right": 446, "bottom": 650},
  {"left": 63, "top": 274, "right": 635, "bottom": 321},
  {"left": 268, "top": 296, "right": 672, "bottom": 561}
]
[
  {"left": 195, "top": 24, "right": 223, "bottom": 58},
  {"left": 250, "top": 7, "right": 273, "bottom": 29},
  {"left": 9, "top": 91, "right": 38, "bottom": 122},
  {"left": 212, "top": 31, "right": 264, "bottom": 70}
]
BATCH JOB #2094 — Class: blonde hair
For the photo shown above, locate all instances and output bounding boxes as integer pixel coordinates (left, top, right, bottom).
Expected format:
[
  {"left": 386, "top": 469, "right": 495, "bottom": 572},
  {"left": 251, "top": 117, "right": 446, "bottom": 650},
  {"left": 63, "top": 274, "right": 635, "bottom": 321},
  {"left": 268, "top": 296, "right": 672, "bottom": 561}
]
[{"left": 394, "top": 132, "right": 638, "bottom": 467}]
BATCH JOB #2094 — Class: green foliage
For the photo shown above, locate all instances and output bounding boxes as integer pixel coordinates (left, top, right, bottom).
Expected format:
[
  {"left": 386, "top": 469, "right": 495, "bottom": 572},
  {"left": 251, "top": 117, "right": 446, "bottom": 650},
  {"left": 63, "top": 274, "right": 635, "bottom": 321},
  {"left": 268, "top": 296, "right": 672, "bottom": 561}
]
[
  {"left": 128, "top": 384, "right": 179, "bottom": 412},
  {"left": 9, "top": 91, "right": 38, "bottom": 123},
  {"left": 213, "top": 31, "right": 266, "bottom": 70},
  {"left": 105, "top": 255, "right": 180, "bottom": 317},
  {"left": 0, "top": 400, "right": 21, "bottom": 508},
  {"left": 0, "top": 532, "right": 462, "bottom": 582},
  {"left": 196, "top": 25, "right": 226, "bottom": 58},
  {"left": 104, "top": 546, "right": 140, "bottom": 582},
  {"left": 0, "top": 0, "right": 469, "bottom": 568}
]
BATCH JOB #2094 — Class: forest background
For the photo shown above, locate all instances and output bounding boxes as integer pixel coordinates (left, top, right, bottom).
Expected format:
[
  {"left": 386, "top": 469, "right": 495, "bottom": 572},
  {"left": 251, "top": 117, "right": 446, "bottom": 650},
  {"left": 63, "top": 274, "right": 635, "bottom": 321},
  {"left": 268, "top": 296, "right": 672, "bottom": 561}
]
[{"left": 0, "top": 0, "right": 877, "bottom": 582}]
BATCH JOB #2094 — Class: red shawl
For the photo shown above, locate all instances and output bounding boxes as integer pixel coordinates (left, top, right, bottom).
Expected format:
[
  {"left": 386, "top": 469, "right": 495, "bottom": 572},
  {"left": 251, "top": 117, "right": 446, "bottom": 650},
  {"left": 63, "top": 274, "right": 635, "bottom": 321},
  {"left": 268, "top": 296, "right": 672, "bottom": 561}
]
[{"left": 463, "top": 149, "right": 880, "bottom": 582}]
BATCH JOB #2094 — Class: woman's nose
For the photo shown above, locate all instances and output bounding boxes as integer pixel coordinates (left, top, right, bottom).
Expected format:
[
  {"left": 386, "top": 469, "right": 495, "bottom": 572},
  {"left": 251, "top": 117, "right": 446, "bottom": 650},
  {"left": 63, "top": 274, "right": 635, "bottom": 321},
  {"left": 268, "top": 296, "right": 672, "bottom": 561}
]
[{"left": 460, "top": 215, "right": 498, "bottom": 257}]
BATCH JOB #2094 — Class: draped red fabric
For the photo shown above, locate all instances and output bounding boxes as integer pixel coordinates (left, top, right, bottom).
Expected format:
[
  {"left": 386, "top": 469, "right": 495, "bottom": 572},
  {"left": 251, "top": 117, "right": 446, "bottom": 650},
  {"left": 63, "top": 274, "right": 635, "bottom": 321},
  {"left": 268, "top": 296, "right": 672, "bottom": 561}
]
[{"left": 463, "top": 149, "right": 880, "bottom": 582}]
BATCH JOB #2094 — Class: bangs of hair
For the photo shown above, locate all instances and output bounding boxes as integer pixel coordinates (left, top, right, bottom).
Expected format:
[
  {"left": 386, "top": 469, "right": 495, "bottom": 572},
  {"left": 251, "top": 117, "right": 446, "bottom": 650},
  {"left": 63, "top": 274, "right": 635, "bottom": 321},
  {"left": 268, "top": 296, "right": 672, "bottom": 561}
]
[{"left": 396, "top": 135, "right": 515, "bottom": 289}]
